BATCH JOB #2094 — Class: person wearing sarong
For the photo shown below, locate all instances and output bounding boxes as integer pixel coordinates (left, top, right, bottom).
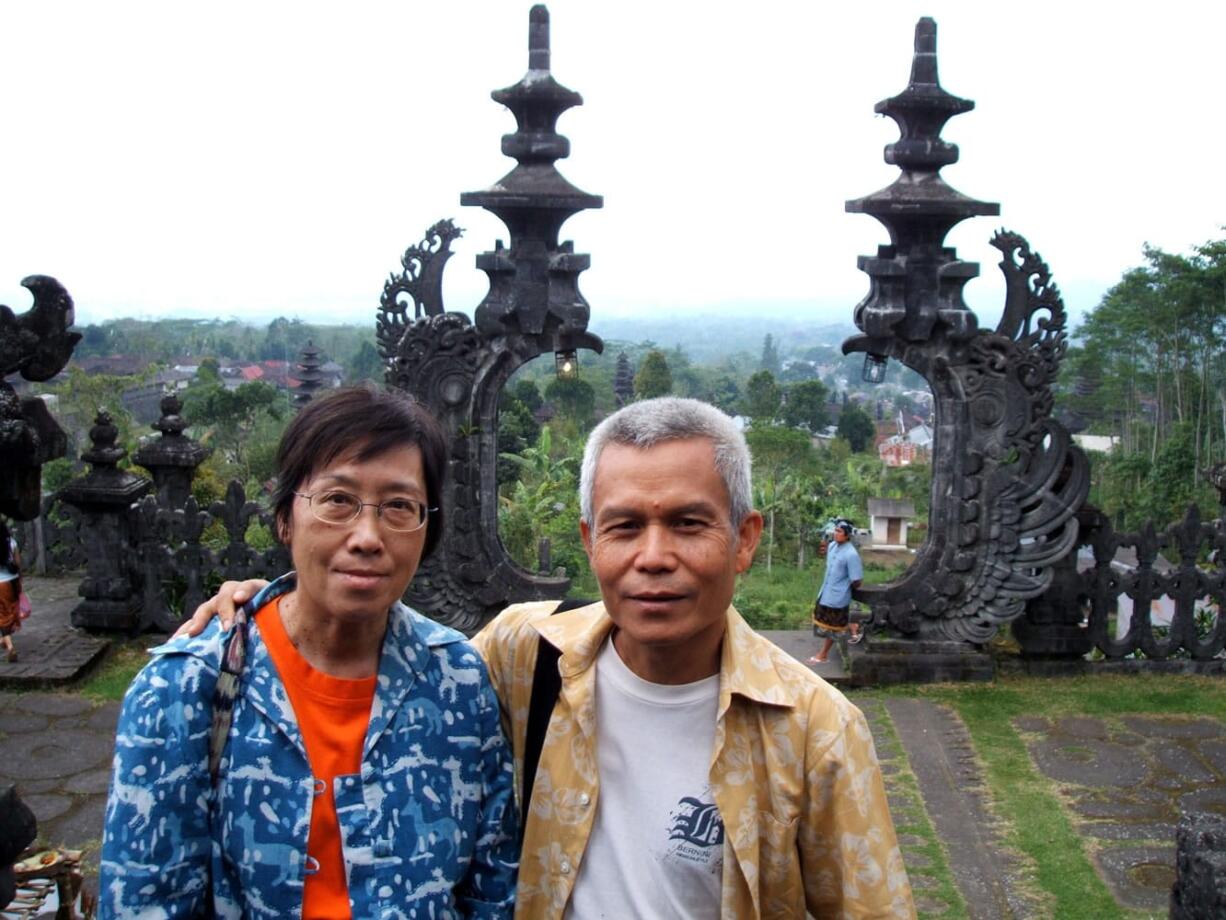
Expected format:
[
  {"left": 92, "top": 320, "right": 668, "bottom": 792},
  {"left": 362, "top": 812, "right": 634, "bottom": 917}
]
[
  {"left": 0, "top": 521, "right": 23, "bottom": 664},
  {"left": 808, "top": 519, "right": 863, "bottom": 664}
]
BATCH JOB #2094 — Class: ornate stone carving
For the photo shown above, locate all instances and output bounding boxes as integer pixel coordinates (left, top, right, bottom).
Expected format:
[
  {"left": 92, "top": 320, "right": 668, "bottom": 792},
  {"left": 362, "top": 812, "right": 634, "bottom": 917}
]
[
  {"left": 59, "top": 410, "right": 151, "bottom": 630},
  {"left": 0, "top": 275, "right": 80, "bottom": 520},
  {"left": 377, "top": 219, "right": 463, "bottom": 359},
  {"left": 380, "top": 5, "right": 601, "bottom": 632},
  {"left": 843, "top": 18, "right": 1089, "bottom": 644}
]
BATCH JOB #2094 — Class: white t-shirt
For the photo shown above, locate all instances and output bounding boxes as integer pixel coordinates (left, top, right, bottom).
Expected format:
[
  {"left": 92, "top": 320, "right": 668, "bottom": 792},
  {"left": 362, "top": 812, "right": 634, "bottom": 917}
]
[{"left": 565, "top": 636, "right": 723, "bottom": 920}]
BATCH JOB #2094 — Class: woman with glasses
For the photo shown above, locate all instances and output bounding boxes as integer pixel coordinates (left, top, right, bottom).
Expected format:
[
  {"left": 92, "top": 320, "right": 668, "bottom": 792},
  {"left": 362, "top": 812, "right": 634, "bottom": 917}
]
[{"left": 100, "top": 386, "right": 517, "bottom": 918}]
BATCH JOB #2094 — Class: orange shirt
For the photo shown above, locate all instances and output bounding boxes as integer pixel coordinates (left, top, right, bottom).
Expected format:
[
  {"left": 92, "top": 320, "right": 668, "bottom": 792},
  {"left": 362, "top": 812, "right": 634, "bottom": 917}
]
[{"left": 258, "top": 598, "right": 376, "bottom": 920}]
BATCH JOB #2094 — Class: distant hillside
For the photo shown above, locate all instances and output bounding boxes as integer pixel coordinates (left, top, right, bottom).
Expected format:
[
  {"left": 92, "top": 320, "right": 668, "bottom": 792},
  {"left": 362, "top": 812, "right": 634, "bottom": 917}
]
[{"left": 588, "top": 313, "right": 858, "bottom": 363}]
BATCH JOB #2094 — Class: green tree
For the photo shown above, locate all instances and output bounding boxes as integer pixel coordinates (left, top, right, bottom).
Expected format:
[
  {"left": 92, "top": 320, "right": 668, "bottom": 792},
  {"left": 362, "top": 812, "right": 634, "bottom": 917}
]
[
  {"left": 743, "top": 370, "right": 781, "bottom": 422},
  {"left": 746, "top": 426, "right": 817, "bottom": 570},
  {"left": 544, "top": 376, "right": 596, "bottom": 427},
  {"left": 497, "top": 427, "right": 587, "bottom": 578},
  {"left": 1059, "top": 234, "right": 1226, "bottom": 526},
  {"left": 182, "top": 380, "right": 285, "bottom": 482},
  {"left": 44, "top": 368, "right": 146, "bottom": 458},
  {"left": 197, "top": 357, "right": 221, "bottom": 384},
  {"left": 837, "top": 404, "right": 876, "bottom": 452},
  {"left": 347, "top": 340, "right": 385, "bottom": 383},
  {"left": 634, "top": 350, "right": 673, "bottom": 399},
  {"left": 760, "top": 334, "right": 782, "bottom": 375},
  {"left": 512, "top": 379, "right": 544, "bottom": 413},
  {"left": 781, "top": 380, "right": 830, "bottom": 431}
]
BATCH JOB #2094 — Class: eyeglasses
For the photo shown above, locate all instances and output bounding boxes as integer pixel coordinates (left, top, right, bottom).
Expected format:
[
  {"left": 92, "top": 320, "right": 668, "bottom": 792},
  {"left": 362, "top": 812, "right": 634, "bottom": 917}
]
[{"left": 294, "top": 490, "right": 435, "bottom": 533}]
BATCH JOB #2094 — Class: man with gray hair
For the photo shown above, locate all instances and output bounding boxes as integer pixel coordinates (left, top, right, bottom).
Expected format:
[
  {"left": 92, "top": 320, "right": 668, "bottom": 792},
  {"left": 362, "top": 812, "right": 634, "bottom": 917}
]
[
  {"left": 184, "top": 396, "right": 913, "bottom": 918},
  {"left": 477, "top": 397, "right": 912, "bottom": 918}
]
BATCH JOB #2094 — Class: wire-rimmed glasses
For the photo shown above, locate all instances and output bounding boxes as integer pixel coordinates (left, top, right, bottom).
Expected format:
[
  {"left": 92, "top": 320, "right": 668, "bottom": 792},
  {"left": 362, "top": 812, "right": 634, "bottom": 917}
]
[{"left": 294, "top": 490, "right": 434, "bottom": 533}]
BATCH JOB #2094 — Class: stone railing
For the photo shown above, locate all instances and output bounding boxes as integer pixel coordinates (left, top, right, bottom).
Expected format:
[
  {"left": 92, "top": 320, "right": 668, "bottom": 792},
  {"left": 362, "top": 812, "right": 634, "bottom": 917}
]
[
  {"left": 17, "top": 480, "right": 290, "bottom": 634},
  {"left": 13, "top": 395, "right": 290, "bottom": 633},
  {"left": 1015, "top": 489, "right": 1226, "bottom": 667}
]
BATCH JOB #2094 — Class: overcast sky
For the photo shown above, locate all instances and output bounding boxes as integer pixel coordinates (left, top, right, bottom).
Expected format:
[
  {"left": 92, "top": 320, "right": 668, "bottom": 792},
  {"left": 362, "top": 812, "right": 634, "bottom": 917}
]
[{"left": 0, "top": 1, "right": 1222, "bottom": 337}]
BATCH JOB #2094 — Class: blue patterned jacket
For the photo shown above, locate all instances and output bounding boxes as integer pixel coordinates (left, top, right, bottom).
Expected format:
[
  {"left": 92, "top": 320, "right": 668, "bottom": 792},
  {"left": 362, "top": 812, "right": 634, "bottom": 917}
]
[{"left": 100, "top": 575, "right": 518, "bottom": 918}]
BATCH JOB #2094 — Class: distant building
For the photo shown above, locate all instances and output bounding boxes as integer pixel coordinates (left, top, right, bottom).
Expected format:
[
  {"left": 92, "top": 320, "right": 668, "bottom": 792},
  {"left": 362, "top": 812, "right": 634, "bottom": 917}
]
[
  {"left": 878, "top": 414, "right": 932, "bottom": 467},
  {"left": 1072, "top": 434, "right": 1120, "bottom": 454},
  {"left": 867, "top": 498, "right": 916, "bottom": 550},
  {"left": 74, "top": 354, "right": 148, "bottom": 376}
]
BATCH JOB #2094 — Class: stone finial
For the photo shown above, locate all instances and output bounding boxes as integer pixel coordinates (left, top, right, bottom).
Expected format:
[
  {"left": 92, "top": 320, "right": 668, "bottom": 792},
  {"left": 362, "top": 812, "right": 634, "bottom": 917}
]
[
  {"left": 134, "top": 392, "right": 210, "bottom": 507},
  {"left": 81, "top": 410, "right": 126, "bottom": 469},
  {"left": 846, "top": 17, "right": 1000, "bottom": 345},
  {"left": 461, "top": 4, "right": 603, "bottom": 346}
]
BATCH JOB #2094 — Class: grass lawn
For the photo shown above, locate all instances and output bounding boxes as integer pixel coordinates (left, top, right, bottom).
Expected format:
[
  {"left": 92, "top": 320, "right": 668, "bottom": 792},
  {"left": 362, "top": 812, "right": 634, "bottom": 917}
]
[
  {"left": 78, "top": 639, "right": 159, "bottom": 702},
  {"left": 856, "top": 674, "right": 1226, "bottom": 920}
]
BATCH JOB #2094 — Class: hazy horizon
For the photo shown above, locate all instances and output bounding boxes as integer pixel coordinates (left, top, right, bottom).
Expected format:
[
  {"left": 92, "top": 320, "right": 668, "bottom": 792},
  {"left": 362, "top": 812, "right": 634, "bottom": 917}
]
[{"left": 1, "top": 2, "right": 1219, "bottom": 334}]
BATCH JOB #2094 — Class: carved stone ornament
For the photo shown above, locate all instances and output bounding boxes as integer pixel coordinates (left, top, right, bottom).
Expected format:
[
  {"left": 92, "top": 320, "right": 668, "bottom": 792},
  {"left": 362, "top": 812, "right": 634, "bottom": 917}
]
[
  {"left": 380, "top": 5, "right": 602, "bottom": 633},
  {"left": 377, "top": 220, "right": 463, "bottom": 359},
  {"left": 0, "top": 275, "right": 80, "bottom": 520},
  {"left": 842, "top": 19, "right": 1089, "bottom": 643}
]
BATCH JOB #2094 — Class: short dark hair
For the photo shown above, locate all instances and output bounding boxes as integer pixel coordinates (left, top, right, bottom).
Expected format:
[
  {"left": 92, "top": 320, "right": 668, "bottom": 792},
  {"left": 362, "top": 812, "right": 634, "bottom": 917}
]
[{"left": 271, "top": 385, "right": 447, "bottom": 558}]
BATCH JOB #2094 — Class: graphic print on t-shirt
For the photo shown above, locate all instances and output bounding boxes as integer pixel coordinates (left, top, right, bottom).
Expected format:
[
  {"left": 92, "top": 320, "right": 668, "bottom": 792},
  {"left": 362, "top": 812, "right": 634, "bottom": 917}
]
[{"left": 664, "top": 788, "right": 724, "bottom": 874}]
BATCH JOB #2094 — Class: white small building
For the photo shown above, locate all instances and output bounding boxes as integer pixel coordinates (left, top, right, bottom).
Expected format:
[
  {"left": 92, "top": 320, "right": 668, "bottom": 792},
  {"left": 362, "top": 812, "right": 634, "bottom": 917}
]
[
  {"left": 867, "top": 498, "right": 916, "bottom": 550},
  {"left": 1072, "top": 434, "right": 1120, "bottom": 454}
]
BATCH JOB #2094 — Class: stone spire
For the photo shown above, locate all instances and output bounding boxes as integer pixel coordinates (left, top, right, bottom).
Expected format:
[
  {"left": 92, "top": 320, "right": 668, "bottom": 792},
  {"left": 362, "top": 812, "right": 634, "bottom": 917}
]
[
  {"left": 461, "top": 5, "right": 603, "bottom": 346},
  {"left": 846, "top": 18, "right": 1000, "bottom": 346}
]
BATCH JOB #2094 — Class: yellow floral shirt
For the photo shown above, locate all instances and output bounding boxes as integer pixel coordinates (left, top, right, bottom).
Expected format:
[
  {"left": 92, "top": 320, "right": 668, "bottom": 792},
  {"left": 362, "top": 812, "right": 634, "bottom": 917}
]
[{"left": 473, "top": 601, "right": 915, "bottom": 919}]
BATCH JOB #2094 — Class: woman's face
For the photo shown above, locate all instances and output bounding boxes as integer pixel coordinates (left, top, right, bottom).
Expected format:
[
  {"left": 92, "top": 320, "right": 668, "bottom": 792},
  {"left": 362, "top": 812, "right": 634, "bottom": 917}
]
[{"left": 281, "top": 444, "right": 428, "bottom": 624}]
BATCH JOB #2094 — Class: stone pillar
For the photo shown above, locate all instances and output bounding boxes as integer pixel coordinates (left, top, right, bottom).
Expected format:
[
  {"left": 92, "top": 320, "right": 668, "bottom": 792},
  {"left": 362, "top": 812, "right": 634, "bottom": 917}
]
[
  {"left": 59, "top": 410, "right": 151, "bottom": 630},
  {"left": 133, "top": 392, "right": 209, "bottom": 508}
]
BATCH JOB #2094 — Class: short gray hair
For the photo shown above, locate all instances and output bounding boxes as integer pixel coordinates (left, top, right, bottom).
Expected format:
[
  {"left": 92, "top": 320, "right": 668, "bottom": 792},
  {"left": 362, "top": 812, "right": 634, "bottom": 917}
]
[{"left": 579, "top": 397, "right": 753, "bottom": 529}]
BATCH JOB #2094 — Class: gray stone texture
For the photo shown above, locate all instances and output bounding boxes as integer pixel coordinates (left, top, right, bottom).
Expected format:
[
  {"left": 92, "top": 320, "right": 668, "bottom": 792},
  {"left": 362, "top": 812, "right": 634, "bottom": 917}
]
[{"left": 1018, "top": 712, "right": 1226, "bottom": 913}]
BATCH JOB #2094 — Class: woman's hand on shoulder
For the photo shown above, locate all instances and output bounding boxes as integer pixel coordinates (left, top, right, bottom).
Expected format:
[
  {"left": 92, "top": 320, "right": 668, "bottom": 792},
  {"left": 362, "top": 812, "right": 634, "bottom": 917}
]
[{"left": 173, "top": 579, "right": 270, "bottom": 637}]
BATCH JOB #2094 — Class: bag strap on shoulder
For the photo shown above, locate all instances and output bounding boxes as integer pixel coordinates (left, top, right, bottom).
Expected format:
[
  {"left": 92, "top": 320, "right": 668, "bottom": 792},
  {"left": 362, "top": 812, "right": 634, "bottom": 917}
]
[
  {"left": 208, "top": 606, "right": 252, "bottom": 787},
  {"left": 520, "top": 597, "right": 591, "bottom": 840}
]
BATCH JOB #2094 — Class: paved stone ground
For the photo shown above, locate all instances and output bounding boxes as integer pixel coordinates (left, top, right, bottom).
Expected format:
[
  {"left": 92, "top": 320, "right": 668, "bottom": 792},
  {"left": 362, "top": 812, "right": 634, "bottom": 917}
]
[
  {"left": 3, "top": 578, "right": 1222, "bottom": 917},
  {"left": 887, "top": 698, "right": 1040, "bottom": 919},
  {"left": 0, "top": 693, "right": 119, "bottom": 870},
  {"left": 1015, "top": 713, "right": 1226, "bottom": 912}
]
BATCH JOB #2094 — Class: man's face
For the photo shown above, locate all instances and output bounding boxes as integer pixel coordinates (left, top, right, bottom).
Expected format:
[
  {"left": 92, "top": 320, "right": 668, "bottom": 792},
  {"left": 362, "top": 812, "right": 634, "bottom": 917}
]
[
  {"left": 833, "top": 527, "right": 849, "bottom": 544},
  {"left": 580, "top": 438, "right": 763, "bottom": 664}
]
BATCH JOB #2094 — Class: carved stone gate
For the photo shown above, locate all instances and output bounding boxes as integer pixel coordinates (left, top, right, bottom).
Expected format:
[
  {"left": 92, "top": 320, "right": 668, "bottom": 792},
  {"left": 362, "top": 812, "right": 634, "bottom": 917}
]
[{"left": 376, "top": 6, "right": 603, "bottom": 633}]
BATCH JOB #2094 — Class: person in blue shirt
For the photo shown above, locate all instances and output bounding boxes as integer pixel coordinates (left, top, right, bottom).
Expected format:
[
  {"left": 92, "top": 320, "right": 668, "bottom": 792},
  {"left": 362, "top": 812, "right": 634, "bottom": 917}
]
[
  {"left": 100, "top": 386, "right": 517, "bottom": 918},
  {"left": 808, "top": 519, "right": 864, "bottom": 664}
]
